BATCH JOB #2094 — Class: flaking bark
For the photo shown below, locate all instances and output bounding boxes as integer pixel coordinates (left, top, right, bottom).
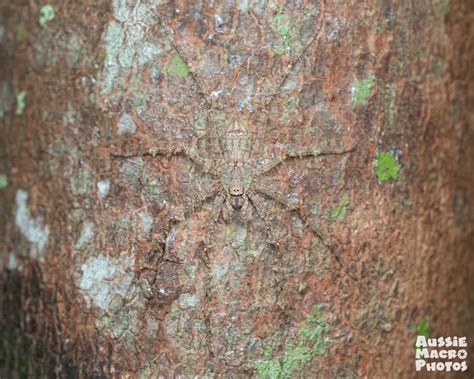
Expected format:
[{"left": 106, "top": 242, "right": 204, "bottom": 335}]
[{"left": 1, "top": 1, "right": 473, "bottom": 377}]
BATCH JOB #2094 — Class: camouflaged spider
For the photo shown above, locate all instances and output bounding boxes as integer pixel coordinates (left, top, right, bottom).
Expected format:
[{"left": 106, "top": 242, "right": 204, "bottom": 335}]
[
  {"left": 135, "top": 121, "right": 352, "bottom": 242},
  {"left": 115, "top": 124, "right": 352, "bottom": 255},
  {"left": 112, "top": 37, "right": 355, "bottom": 270}
]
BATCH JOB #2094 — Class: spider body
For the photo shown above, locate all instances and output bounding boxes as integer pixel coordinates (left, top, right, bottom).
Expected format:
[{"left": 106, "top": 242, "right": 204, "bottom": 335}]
[
  {"left": 223, "top": 166, "right": 250, "bottom": 211},
  {"left": 114, "top": 116, "right": 353, "bottom": 247},
  {"left": 112, "top": 32, "right": 355, "bottom": 268},
  {"left": 157, "top": 117, "right": 352, "bottom": 248},
  {"left": 220, "top": 122, "right": 253, "bottom": 212}
]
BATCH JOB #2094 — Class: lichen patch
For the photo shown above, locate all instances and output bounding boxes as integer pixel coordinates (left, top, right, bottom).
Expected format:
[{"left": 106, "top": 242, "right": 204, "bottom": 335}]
[
  {"left": 75, "top": 221, "right": 95, "bottom": 250},
  {"left": 97, "top": 179, "right": 110, "bottom": 198},
  {"left": 79, "top": 252, "right": 134, "bottom": 311},
  {"left": 352, "top": 74, "right": 375, "bottom": 106},
  {"left": 0, "top": 174, "right": 7, "bottom": 189},
  {"left": 15, "top": 189, "right": 50, "bottom": 259},
  {"left": 117, "top": 113, "right": 137, "bottom": 135}
]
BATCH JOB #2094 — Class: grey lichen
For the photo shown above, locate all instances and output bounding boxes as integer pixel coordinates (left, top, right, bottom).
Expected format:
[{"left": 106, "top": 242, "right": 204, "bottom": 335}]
[
  {"left": 15, "top": 189, "right": 50, "bottom": 259},
  {"left": 117, "top": 113, "right": 137, "bottom": 135},
  {"left": 62, "top": 102, "right": 77, "bottom": 126},
  {"left": 79, "top": 252, "right": 134, "bottom": 310},
  {"left": 0, "top": 82, "right": 12, "bottom": 118},
  {"left": 179, "top": 293, "right": 200, "bottom": 310},
  {"left": 75, "top": 221, "right": 95, "bottom": 250},
  {"left": 120, "top": 157, "right": 144, "bottom": 182},
  {"left": 97, "top": 179, "right": 110, "bottom": 198},
  {"left": 6, "top": 253, "right": 23, "bottom": 271},
  {"left": 70, "top": 166, "right": 94, "bottom": 195},
  {"left": 99, "top": 1, "right": 162, "bottom": 102},
  {"left": 138, "top": 210, "right": 153, "bottom": 235},
  {"left": 66, "top": 34, "right": 86, "bottom": 66}
]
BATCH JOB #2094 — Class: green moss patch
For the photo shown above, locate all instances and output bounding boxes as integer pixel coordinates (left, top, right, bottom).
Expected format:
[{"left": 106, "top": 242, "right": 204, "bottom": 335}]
[
  {"left": 375, "top": 151, "right": 400, "bottom": 183},
  {"left": 271, "top": 8, "right": 295, "bottom": 55},
  {"left": 330, "top": 193, "right": 349, "bottom": 220},
  {"left": 410, "top": 316, "right": 431, "bottom": 350},
  {"left": 256, "top": 306, "right": 330, "bottom": 378},
  {"left": 164, "top": 53, "right": 189, "bottom": 79},
  {"left": 16, "top": 22, "right": 27, "bottom": 41},
  {"left": 353, "top": 75, "right": 374, "bottom": 106}
]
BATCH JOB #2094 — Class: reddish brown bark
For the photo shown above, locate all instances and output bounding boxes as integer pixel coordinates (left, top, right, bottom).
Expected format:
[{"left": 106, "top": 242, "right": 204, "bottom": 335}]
[{"left": 1, "top": 1, "right": 473, "bottom": 377}]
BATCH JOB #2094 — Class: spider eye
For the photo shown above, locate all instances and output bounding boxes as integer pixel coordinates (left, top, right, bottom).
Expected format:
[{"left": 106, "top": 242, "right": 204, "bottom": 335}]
[{"left": 229, "top": 187, "right": 243, "bottom": 196}]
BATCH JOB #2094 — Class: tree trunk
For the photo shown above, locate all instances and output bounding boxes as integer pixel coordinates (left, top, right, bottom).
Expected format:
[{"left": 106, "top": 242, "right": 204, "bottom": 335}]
[{"left": 1, "top": 1, "right": 472, "bottom": 377}]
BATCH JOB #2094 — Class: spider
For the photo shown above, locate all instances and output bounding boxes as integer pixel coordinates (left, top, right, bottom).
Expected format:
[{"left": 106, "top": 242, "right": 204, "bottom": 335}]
[{"left": 112, "top": 27, "right": 355, "bottom": 276}]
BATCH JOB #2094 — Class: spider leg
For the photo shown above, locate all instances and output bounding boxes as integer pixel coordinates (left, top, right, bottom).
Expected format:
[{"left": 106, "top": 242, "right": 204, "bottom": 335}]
[
  {"left": 253, "top": 145, "right": 355, "bottom": 177},
  {"left": 203, "top": 195, "right": 226, "bottom": 258},
  {"left": 241, "top": 196, "right": 253, "bottom": 222},
  {"left": 182, "top": 187, "right": 220, "bottom": 218},
  {"left": 253, "top": 181, "right": 301, "bottom": 210},
  {"left": 169, "top": 40, "right": 225, "bottom": 160},
  {"left": 253, "top": 181, "right": 358, "bottom": 281},
  {"left": 263, "top": 35, "right": 321, "bottom": 106},
  {"left": 247, "top": 192, "right": 283, "bottom": 247},
  {"left": 250, "top": 11, "right": 326, "bottom": 159},
  {"left": 171, "top": 146, "right": 219, "bottom": 177},
  {"left": 168, "top": 39, "right": 213, "bottom": 107},
  {"left": 306, "top": 224, "right": 358, "bottom": 282},
  {"left": 221, "top": 198, "right": 231, "bottom": 222},
  {"left": 183, "top": 189, "right": 220, "bottom": 262},
  {"left": 161, "top": 188, "right": 220, "bottom": 266},
  {"left": 111, "top": 145, "right": 220, "bottom": 177}
]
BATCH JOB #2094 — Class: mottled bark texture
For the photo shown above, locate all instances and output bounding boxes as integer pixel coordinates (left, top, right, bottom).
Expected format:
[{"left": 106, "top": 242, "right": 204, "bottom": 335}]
[{"left": 0, "top": 1, "right": 473, "bottom": 378}]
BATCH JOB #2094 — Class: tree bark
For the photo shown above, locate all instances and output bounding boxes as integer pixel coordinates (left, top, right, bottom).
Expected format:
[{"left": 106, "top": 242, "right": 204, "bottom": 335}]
[{"left": 1, "top": 1, "right": 472, "bottom": 378}]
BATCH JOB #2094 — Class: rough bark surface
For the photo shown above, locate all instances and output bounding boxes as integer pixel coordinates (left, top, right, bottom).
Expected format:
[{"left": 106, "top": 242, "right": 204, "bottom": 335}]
[{"left": 0, "top": 1, "right": 472, "bottom": 378}]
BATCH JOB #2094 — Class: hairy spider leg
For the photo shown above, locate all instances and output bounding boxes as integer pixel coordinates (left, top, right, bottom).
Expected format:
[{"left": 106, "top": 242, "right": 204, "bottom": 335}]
[
  {"left": 156, "top": 11, "right": 225, "bottom": 159},
  {"left": 249, "top": 13, "right": 325, "bottom": 160},
  {"left": 240, "top": 196, "right": 254, "bottom": 221},
  {"left": 253, "top": 146, "right": 355, "bottom": 177},
  {"left": 169, "top": 40, "right": 225, "bottom": 161},
  {"left": 182, "top": 185, "right": 220, "bottom": 217},
  {"left": 168, "top": 146, "right": 219, "bottom": 177},
  {"left": 247, "top": 192, "right": 284, "bottom": 247},
  {"left": 252, "top": 181, "right": 300, "bottom": 210},
  {"left": 112, "top": 149, "right": 223, "bottom": 263},
  {"left": 111, "top": 146, "right": 219, "bottom": 177},
  {"left": 111, "top": 150, "right": 220, "bottom": 216},
  {"left": 252, "top": 181, "right": 357, "bottom": 281},
  {"left": 203, "top": 195, "right": 226, "bottom": 258},
  {"left": 164, "top": 187, "right": 224, "bottom": 265},
  {"left": 112, "top": 148, "right": 220, "bottom": 232}
]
